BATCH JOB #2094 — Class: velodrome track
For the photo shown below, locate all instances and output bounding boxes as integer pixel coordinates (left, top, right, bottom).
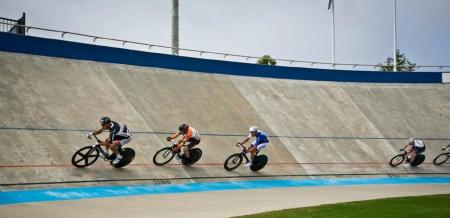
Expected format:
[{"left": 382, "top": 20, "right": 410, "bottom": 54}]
[{"left": 1, "top": 37, "right": 450, "bottom": 216}]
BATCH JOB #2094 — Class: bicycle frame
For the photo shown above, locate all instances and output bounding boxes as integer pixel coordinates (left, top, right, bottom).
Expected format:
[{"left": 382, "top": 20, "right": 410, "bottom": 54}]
[
  {"left": 88, "top": 134, "right": 110, "bottom": 159},
  {"left": 237, "top": 143, "right": 259, "bottom": 163}
]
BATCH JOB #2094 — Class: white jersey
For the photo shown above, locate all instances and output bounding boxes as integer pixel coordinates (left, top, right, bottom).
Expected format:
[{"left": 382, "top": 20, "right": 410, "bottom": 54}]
[{"left": 413, "top": 140, "right": 425, "bottom": 148}]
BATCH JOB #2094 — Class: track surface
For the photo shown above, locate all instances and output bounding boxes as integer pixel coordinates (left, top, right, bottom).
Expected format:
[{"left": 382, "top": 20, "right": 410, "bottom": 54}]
[{"left": 1, "top": 182, "right": 449, "bottom": 218}]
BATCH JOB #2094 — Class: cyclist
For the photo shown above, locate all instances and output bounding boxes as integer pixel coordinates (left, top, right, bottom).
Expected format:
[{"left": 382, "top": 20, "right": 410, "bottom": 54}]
[
  {"left": 166, "top": 124, "right": 201, "bottom": 159},
  {"left": 86, "top": 117, "right": 133, "bottom": 164},
  {"left": 403, "top": 137, "right": 426, "bottom": 167},
  {"left": 237, "top": 126, "right": 269, "bottom": 167}
]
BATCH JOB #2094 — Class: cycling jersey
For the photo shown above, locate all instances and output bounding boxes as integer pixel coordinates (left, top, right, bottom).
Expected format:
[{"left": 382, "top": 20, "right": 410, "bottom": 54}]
[
  {"left": 181, "top": 126, "right": 200, "bottom": 142},
  {"left": 108, "top": 121, "right": 132, "bottom": 142},
  {"left": 413, "top": 140, "right": 425, "bottom": 148},
  {"left": 248, "top": 131, "right": 269, "bottom": 146},
  {"left": 412, "top": 139, "right": 426, "bottom": 154}
]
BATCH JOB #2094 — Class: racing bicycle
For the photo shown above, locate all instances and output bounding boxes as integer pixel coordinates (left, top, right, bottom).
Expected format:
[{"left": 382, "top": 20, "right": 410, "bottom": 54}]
[
  {"left": 153, "top": 140, "right": 202, "bottom": 166},
  {"left": 224, "top": 143, "right": 268, "bottom": 171},
  {"left": 71, "top": 134, "right": 135, "bottom": 168}
]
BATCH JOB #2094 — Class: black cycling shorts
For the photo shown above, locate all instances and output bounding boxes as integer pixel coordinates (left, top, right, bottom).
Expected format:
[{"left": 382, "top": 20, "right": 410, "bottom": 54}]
[{"left": 186, "top": 137, "right": 201, "bottom": 149}]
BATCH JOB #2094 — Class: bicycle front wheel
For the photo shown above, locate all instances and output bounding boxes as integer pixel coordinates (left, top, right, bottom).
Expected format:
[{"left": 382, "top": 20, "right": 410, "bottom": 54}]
[
  {"left": 153, "top": 147, "right": 176, "bottom": 166},
  {"left": 71, "top": 146, "right": 99, "bottom": 168},
  {"left": 433, "top": 152, "right": 450, "bottom": 166},
  {"left": 224, "top": 153, "right": 243, "bottom": 171},
  {"left": 389, "top": 154, "right": 405, "bottom": 167}
]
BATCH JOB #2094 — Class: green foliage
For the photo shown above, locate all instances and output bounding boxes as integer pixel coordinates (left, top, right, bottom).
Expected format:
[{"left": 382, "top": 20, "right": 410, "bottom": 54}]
[
  {"left": 235, "top": 194, "right": 450, "bottom": 218},
  {"left": 257, "top": 55, "right": 277, "bottom": 66},
  {"left": 379, "top": 49, "right": 416, "bottom": 72}
]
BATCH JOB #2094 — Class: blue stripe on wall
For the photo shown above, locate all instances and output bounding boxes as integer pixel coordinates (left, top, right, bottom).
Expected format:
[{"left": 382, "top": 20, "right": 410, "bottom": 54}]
[
  {"left": 0, "top": 32, "right": 443, "bottom": 83},
  {"left": 1, "top": 177, "right": 449, "bottom": 205}
]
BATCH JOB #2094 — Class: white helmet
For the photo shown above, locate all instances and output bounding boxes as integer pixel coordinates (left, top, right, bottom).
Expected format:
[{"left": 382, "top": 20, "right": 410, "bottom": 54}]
[
  {"left": 249, "top": 126, "right": 258, "bottom": 132},
  {"left": 408, "top": 138, "right": 415, "bottom": 144}
]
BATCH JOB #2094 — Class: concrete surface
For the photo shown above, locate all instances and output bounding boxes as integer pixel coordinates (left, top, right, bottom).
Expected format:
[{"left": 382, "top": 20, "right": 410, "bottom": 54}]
[
  {"left": 0, "top": 51, "right": 449, "bottom": 191},
  {"left": 1, "top": 184, "right": 449, "bottom": 218}
]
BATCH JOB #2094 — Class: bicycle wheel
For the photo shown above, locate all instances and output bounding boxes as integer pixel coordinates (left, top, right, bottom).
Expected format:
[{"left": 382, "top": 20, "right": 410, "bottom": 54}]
[
  {"left": 182, "top": 148, "right": 203, "bottom": 166},
  {"left": 250, "top": 155, "right": 268, "bottom": 172},
  {"left": 411, "top": 154, "right": 425, "bottom": 166},
  {"left": 153, "top": 147, "right": 175, "bottom": 166},
  {"left": 224, "top": 153, "right": 243, "bottom": 171},
  {"left": 389, "top": 154, "right": 405, "bottom": 167},
  {"left": 433, "top": 152, "right": 450, "bottom": 166},
  {"left": 71, "top": 146, "right": 99, "bottom": 168},
  {"left": 111, "top": 148, "right": 136, "bottom": 168}
]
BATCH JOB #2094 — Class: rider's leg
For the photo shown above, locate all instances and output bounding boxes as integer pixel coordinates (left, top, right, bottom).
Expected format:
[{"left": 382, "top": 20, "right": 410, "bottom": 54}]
[
  {"left": 409, "top": 150, "right": 417, "bottom": 163},
  {"left": 182, "top": 145, "right": 189, "bottom": 158},
  {"left": 248, "top": 146, "right": 257, "bottom": 163},
  {"left": 103, "top": 139, "right": 111, "bottom": 155},
  {"left": 184, "top": 138, "right": 201, "bottom": 159}
]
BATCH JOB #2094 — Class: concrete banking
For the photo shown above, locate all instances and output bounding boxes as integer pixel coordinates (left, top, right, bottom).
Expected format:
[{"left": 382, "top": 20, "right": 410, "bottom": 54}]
[{"left": 0, "top": 51, "right": 449, "bottom": 190}]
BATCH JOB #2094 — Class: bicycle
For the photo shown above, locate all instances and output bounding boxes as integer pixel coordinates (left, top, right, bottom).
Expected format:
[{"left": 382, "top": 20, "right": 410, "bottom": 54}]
[
  {"left": 389, "top": 148, "right": 425, "bottom": 167},
  {"left": 224, "top": 143, "right": 268, "bottom": 171},
  {"left": 152, "top": 140, "right": 203, "bottom": 166},
  {"left": 433, "top": 147, "right": 450, "bottom": 166},
  {"left": 71, "top": 134, "right": 135, "bottom": 168}
]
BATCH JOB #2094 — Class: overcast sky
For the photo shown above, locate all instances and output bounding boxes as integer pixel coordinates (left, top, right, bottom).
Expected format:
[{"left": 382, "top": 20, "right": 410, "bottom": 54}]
[{"left": 1, "top": 0, "right": 449, "bottom": 71}]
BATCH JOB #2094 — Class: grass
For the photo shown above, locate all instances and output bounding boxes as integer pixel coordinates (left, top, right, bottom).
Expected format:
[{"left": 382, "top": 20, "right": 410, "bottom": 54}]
[{"left": 234, "top": 194, "right": 450, "bottom": 218}]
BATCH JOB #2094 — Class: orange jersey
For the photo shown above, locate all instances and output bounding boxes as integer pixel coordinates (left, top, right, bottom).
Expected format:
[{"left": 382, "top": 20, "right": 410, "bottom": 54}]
[{"left": 182, "top": 126, "right": 200, "bottom": 141}]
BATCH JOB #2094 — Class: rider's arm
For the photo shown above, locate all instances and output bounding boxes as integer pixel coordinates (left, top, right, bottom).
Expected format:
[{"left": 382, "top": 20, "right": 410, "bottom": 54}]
[
  {"left": 92, "top": 128, "right": 103, "bottom": 136},
  {"left": 169, "top": 132, "right": 181, "bottom": 141},
  {"left": 403, "top": 144, "right": 413, "bottom": 152},
  {"left": 239, "top": 136, "right": 251, "bottom": 145},
  {"left": 447, "top": 144, "right": 450, "bottom": 149}
]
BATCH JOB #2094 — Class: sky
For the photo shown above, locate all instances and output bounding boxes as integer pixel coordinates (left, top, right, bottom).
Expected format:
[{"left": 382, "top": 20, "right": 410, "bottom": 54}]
[{"left": 1, "top": 0, "right": 449, "bottom": 71}]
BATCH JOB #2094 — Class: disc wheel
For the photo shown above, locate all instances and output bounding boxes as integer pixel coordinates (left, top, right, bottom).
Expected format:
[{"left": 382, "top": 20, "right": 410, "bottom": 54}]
[
  {"left": 153, "top": 147, "right": 176, "bottom": 166},
  {"left": 181, "top": 148, "right": 203, "bottom": 166},
  {"left": 224, "top": 153, "right": 243, "bottom": 171},
  {"left": 71, "top": 146, "right": 99, "bottom": 168},
  {"left": 411, "top": 154, "right": 425, "bottom": 166},
  {"left": 110, "top": 148, "right": 136, "bottom": 168},
  {"left": 250, "top": 155, "right": 268, "bottom": 171},
  {"left": 389, "top": 154, "right": 405, "bottom": 167},
  {"left": 433, "top": 152, "right": 450, "bottom": 166}
]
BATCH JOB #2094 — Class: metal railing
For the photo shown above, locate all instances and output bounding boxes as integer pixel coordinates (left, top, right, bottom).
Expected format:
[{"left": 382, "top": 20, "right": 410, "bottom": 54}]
[{"left": 1, "top": 21, "right": 449, "bottom": 71}]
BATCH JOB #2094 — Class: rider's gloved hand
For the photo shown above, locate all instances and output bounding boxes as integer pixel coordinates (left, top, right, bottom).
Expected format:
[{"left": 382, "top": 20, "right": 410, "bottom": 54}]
[
  {"left": 236, "top": 142, "right": 242, "bottom": 147},
  {"left": 86, "top": 133, "right": 93, "bottom": 139},
  {"left": 166, "top": 137, "right": 172, "bottom": 142}
]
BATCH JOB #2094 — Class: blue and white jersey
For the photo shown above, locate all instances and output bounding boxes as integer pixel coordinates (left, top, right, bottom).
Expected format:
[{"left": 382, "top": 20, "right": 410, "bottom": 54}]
[
  {"left": 413, "top": 140, "right": 425, "bottom": 148},
  {"left": 248, "top": 131, "right": 269, "bottom": 146},
  {"left": 108, "top": 121, "right": 132, "bottom": 142}
]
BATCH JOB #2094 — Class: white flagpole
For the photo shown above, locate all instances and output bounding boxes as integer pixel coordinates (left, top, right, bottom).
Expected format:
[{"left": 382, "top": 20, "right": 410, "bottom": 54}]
[{"left": 330, "top": 0, "right": 336, "bottom": 69}]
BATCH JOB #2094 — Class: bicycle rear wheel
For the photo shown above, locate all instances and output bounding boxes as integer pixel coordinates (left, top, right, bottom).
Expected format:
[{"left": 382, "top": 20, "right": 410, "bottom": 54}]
[
  {"left": 181, "top": 148, "right": 203, "bottom": 166},
  {"left": 389, "top": 154, "right": 405, "bottom": 167},
  {"left": 71, "top": 146, "right": 99, "bottom": 168},
  {"left": 250, "top": 155, "right": 268, "bottom": 172},
  {"left": 433, "top": 152, "right": 450, "bottom": 166},
  {"left": 153, "top": 147, "right": 176, "bottom": 166},
  {"left": 224, "top": 153, "right": 243, "bottom": 171}
]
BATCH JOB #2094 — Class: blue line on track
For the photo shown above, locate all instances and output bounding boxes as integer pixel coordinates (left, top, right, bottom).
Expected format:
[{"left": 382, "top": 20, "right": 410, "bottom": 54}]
[{"left": 1, "top": 177, "right": 449, "bottom": 205}]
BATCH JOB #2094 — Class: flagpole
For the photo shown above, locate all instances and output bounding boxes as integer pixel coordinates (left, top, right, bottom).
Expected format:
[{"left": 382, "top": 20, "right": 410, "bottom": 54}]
[
  {"left": 331, "top": 0, "right": 335, "bottom": 69},
  {"left": 393, "top": 0, "right": 397, "bottom": 71}
]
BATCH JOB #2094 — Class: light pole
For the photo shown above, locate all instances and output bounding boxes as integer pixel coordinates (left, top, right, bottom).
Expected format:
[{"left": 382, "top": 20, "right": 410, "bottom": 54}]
[
  {"left": 172, "top": 0, "right": 179, "bottom": 56},
  {"left": 393, "top": 0, "right": 397, "bottom": 71},
  {"left": 328, "top": 0, "right": 335, "bottom": 69}
]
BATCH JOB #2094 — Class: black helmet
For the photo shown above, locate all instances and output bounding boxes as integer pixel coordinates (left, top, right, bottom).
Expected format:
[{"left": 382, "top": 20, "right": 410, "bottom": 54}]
[
  {"left": 178, "top": 123, "right": 189, "bottom": 133},
  {"left": 99, "top": 116, "right": 111, "bottom": 125}
]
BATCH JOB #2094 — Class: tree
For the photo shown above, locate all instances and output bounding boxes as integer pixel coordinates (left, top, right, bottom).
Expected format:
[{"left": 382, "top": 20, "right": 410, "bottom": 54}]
[
  {"left": 257, "top": 54, "right": 277, "bottom": 66},
  {"left": 379, "top": 49, "right": 416, "bottom": 72}
]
